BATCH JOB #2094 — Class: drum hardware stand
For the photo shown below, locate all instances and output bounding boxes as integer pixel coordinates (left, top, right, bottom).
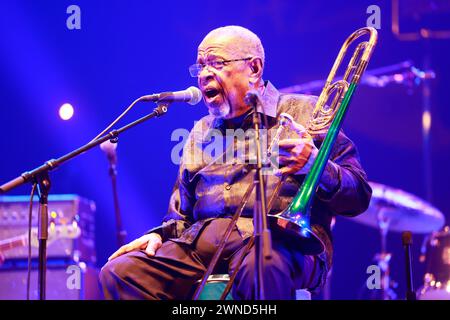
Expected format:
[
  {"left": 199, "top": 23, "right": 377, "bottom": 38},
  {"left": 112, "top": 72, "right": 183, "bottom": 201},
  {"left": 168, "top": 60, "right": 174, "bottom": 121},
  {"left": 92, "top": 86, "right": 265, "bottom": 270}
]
[
  {"left": 0, "top": 100, "right": 172, "bottom": 299},
  {"left": 417, "top": 226, "right": 450, "bottom": 300},
  {"left": 401, "top": 231, "right": 416, "bottom": 300},
  {"left": 374, "top": 207, "right": 397, "bottom": 300}
]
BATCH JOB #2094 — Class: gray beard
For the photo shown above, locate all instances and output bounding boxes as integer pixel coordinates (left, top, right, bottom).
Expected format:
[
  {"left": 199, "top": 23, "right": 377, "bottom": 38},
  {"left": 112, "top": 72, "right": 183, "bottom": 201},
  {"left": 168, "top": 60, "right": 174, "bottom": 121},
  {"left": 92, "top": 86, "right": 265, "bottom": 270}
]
[{"left": 208, "top": 101, "right": 231, "bottom": 119}]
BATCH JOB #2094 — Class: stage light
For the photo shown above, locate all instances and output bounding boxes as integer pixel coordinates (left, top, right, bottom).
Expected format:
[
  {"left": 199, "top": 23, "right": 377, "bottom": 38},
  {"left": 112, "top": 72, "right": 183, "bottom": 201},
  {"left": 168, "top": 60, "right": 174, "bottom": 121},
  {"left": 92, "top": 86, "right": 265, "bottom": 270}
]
[
  {"left": 423, "top": 110, "right": 431, "bottom": 133},
  {"left": 59, "top": 103, "right": 74, "bottom": 120}
]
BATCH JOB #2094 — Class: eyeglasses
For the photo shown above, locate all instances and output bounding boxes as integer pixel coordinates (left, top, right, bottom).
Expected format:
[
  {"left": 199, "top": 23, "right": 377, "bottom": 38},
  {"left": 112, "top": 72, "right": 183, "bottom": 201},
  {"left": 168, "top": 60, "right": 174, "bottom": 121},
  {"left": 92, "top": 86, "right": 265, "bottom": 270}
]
[{"left": 188, "top": 57, "right": 252, "bottom": 77}]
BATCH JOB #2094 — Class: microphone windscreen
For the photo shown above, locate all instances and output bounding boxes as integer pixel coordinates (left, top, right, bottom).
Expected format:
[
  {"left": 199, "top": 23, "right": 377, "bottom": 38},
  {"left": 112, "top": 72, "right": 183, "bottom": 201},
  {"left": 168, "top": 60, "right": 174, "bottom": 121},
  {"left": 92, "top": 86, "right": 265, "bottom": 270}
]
[{"left": 187, "top": 86, "right": 202, "bottom": 105}]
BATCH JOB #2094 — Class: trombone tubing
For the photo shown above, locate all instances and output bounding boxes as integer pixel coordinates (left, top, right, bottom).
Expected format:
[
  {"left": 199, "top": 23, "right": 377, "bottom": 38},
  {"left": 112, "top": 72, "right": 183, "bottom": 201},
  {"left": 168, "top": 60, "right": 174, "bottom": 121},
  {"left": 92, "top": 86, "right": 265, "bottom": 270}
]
[{"left": 289, "top": 27, "right": 377, "bottom": 215}]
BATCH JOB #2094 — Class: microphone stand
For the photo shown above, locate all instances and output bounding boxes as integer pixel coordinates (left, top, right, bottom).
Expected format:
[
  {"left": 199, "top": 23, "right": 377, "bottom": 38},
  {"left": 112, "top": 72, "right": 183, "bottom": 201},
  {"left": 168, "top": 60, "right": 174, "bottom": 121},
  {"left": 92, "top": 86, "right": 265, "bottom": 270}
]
[
  {"left": 192, "top": 180, "right": 255, "bottom": 300},
  {"left": 193, "top": 93, "right": 277, "bottom": 300},
  {"left": 101, "top": 141, "right": 127, "bottom": 247},
  {"left": 36, "top": 171, "right": 50, "bottom": 300},
  {"left": 248, "top": 94, "right": 272, "bottom": 300},
  {"left": 109, "top": 154, "right": 126, "bottom": 247},
  {"left": 0, "top": 101, "right": 171, "bottom": 299}
]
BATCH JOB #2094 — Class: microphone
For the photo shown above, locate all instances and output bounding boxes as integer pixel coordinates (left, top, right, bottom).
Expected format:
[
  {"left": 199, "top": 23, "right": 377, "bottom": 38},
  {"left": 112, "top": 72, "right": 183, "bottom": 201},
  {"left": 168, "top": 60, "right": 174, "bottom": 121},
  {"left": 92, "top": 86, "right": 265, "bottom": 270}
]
[
  {"left": 244, "top": 89, "right": 261, "bottom": 107},
  {"left": 141, "top": 86, "right": 202, "bottom": 105}
]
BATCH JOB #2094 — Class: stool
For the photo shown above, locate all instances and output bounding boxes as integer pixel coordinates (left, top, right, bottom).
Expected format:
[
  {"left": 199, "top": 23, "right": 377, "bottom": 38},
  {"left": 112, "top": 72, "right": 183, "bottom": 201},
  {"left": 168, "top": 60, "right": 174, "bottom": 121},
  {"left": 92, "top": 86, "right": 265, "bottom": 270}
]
[
  {"left": 198, "top": 274, "right": 233, "bottom": 300},
  {"left": 197, "top": 274, "right": 311, "bottom": 300}
]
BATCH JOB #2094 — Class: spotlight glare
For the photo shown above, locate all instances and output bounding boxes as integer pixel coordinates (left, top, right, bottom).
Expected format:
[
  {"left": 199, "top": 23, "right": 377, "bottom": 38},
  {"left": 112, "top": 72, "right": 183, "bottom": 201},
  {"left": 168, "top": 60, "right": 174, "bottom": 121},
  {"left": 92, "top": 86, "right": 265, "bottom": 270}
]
[{"left": 59, "top": 103, "right": 74, "bottom": 120}]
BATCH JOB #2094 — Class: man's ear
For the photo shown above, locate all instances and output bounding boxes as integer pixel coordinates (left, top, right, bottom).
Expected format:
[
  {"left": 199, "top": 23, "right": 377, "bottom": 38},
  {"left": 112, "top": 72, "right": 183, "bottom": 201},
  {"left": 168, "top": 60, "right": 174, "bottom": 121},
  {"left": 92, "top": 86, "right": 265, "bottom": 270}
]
[{"left": 248, "top": 57, "right": 263, "bottom": 84}]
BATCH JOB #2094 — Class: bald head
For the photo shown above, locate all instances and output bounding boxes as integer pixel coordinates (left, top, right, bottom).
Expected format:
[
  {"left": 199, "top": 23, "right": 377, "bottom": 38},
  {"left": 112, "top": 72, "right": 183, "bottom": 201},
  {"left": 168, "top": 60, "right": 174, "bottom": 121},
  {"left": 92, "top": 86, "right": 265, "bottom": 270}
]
[
  {"left": 199, "top": 26, "right": 265, "bottom": 69},
  {"left": 196, "top": 26, "right": 266, "bottom": 120}
]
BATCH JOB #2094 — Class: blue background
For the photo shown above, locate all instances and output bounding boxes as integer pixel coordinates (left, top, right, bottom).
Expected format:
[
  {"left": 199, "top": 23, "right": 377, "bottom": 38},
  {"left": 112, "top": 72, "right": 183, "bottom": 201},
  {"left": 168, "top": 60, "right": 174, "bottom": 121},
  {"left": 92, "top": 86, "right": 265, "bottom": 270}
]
[{"left": 0, "top": 0, "right": 449, "bottom": 299}]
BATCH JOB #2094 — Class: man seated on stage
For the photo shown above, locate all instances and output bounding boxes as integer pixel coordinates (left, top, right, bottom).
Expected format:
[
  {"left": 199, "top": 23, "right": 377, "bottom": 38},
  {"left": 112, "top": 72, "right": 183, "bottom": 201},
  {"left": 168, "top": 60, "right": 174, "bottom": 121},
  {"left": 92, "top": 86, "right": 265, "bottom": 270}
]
[{"left": 99, "top": 25, "right": 372, "bottom": 300}]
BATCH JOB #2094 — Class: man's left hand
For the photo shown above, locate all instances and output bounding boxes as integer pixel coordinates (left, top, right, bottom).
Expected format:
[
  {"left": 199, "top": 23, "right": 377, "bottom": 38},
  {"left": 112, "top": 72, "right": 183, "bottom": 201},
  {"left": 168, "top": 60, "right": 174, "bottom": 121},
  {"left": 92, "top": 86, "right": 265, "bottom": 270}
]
[{"left": 274, "top": 136, "right": 318, "bottom": 177}]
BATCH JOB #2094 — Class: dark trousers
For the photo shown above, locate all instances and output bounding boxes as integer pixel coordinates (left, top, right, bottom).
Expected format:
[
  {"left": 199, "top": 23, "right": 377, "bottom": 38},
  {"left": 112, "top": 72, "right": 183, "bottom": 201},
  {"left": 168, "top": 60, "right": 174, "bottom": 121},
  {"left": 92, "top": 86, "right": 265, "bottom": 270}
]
[{"left": 99, "top": 218, "right": 322, "bottom": 300}]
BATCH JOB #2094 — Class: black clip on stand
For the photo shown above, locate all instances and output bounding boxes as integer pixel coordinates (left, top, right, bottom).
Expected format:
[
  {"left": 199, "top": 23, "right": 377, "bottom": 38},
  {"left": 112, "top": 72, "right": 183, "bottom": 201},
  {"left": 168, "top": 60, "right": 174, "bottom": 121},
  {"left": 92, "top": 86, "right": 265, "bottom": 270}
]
[{"left": 0, "top": 100, "right": 171, "bottom": 300}]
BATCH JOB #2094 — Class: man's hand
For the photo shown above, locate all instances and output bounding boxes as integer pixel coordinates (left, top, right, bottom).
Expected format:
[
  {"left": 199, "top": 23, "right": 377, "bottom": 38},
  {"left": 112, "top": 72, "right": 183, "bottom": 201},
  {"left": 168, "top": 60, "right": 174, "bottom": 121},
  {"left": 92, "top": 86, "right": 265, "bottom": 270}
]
[
  {"left": 108, "top": 233, "right": 162, "bottom": 261},
  {"left": 273, "top": 119, "right": 318, "bottom": 177},
  {"left": 275, "top": 137, "right": 317, "bottom": 176}
]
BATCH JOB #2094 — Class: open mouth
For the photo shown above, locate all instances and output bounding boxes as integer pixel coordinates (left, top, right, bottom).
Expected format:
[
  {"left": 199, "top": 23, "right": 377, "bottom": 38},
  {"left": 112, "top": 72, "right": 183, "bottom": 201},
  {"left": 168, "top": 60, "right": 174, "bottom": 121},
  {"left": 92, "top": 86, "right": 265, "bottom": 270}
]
[{"left": 204, "top": 88, "right": 220, "bottom": 99}]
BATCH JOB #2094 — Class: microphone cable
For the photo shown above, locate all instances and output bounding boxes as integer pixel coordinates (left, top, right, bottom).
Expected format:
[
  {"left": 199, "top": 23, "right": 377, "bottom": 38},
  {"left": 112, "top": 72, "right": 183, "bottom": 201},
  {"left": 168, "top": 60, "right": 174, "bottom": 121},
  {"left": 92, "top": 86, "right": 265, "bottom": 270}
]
[
  {"left": 89, "top": 96, "right": 145, "bottom": 143},
  {"left": 26, "top": 182, "right": 37, "bottom": 300}
]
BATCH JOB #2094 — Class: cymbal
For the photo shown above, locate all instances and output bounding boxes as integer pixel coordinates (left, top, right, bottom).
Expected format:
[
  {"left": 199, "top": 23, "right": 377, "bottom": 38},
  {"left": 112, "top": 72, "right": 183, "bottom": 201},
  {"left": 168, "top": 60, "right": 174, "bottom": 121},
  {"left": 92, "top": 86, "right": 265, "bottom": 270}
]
[{"left": 350, "top": 182, "right": 445, "bottom": 234}]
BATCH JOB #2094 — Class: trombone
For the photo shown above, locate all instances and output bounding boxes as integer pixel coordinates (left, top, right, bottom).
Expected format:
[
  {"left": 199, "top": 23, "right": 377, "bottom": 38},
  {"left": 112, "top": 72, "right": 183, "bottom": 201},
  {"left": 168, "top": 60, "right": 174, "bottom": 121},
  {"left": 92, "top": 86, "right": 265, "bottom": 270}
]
[{"left": 268, "top": 27, "right": 378, "bottom": 255}]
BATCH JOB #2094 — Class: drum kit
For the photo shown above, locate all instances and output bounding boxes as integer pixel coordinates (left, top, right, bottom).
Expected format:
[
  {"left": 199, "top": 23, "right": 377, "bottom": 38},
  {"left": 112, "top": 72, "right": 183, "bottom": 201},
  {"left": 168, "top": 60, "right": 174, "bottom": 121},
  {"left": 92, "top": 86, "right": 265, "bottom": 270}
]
[{"left": 350, "top": 181, "right": 448, "bottom": 300}]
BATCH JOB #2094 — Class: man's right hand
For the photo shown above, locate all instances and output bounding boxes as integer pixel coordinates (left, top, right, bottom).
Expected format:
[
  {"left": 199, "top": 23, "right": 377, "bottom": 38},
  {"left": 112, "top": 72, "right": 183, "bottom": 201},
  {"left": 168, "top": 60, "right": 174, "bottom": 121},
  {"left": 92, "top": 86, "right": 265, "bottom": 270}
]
[{"left": 108, "top": 233, "right": 162, "bottom": 261}]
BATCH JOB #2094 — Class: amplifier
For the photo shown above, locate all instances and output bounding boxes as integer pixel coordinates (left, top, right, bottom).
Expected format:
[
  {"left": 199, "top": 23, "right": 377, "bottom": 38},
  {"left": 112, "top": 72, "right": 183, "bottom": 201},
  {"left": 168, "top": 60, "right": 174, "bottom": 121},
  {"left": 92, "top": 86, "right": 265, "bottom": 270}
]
[
  {"left": 0, "top": 262, "right": 101, "bottom": 300},
  {"left": 0, "top": 194, "right": 96, "bottom": 265}
]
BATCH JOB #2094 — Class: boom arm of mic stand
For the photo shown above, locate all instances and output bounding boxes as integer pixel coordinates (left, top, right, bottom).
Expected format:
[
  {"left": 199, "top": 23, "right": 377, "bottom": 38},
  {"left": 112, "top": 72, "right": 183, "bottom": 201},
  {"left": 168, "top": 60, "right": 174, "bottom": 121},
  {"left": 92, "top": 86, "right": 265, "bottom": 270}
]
[
  {"left": 0, "top": 101, "right": 170, "bottom": 300},
  {"left": 0, "top": 102, "right": 170, "bottom": 194}
]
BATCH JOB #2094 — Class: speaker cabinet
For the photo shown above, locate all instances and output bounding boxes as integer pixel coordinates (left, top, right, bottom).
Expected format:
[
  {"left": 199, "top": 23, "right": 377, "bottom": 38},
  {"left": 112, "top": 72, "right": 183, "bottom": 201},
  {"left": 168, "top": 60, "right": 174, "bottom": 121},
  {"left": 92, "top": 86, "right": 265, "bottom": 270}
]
[{"left": 0, "top": 262, "right": 101, "bottom": 300}]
